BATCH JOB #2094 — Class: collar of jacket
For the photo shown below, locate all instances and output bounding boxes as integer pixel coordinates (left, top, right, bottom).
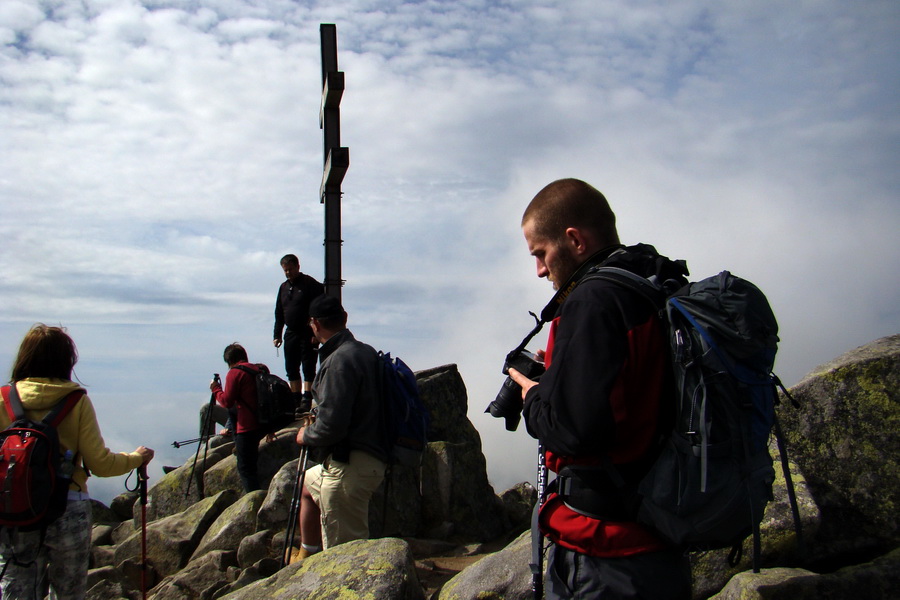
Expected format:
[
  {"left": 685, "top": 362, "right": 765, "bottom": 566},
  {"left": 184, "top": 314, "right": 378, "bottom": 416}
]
[{"left": 318, "top": 328, "right": 355, "bottom": 363}]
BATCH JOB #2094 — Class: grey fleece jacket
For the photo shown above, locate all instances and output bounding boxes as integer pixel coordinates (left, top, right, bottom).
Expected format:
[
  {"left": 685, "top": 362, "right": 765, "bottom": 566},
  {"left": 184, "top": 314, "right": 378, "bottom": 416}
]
[{"left": 302, "top": 329, "right": 388, "bottom": 463}]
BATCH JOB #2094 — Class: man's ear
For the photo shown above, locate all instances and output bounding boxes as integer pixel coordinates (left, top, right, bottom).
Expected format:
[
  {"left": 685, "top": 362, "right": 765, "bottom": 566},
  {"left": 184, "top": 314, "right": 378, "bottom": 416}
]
[{"left": 563, "top": 227, "right": 592, "bottom": 256}]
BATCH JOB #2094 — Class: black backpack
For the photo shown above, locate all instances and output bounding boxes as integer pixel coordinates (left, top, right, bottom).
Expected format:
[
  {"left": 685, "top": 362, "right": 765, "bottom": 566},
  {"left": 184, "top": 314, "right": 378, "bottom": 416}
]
[
  {"left": 234, "top": 365, "right": 296, "bottom": 434},
  {"left": 586, "top": 267, "right": 802, "bottom": 570},
  {"left": 0, "top": 385, "right": 83, "bottom": 532}
]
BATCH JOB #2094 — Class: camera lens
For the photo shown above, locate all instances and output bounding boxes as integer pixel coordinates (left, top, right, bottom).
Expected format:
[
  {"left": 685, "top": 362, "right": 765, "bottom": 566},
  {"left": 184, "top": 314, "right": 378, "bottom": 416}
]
[{"left": 486, "top": 376, "right": 523, "bottom": 431}]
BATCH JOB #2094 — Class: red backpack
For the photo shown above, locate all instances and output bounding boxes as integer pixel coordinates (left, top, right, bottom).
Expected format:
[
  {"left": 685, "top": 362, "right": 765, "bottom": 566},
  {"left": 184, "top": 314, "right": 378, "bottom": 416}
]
[{"left": 0, "top": 385, "right": 83, "bottom": 531}]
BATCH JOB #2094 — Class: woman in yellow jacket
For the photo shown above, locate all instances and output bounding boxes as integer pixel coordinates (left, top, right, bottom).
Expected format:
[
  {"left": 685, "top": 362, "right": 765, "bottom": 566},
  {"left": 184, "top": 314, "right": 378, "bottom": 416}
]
[{"left": 0, "top": 324, "right": 154, "bottom": 600}]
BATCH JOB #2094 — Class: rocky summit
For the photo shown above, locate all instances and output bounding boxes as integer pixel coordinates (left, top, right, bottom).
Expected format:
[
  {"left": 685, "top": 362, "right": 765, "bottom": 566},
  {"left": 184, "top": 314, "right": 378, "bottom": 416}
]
[{"left": 84, "top": 336, "right": 899, "bottom": 599}]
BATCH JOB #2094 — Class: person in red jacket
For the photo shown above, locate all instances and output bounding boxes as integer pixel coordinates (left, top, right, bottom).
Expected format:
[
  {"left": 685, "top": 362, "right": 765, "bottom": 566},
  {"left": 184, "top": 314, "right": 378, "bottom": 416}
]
[
  {"left": 210, "top": 343, "right": 264, "bottom": 492},
  {"left": 508, "top": 179, "right": 692, "bottom": 599}
]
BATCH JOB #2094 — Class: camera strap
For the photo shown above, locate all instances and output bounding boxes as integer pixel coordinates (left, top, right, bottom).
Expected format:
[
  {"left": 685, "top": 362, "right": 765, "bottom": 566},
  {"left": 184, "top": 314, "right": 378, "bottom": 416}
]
[
  {"left": 538, "top": 246, "right": 623, "bottom": 323},
  {"left": 509, "top": 246, "right": 624, "bottom": 358}
]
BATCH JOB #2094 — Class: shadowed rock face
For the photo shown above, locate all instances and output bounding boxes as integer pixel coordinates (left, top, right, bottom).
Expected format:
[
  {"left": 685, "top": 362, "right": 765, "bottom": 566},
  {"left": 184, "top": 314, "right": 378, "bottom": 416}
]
[{"left": 777, "top": 334, "right": 899, "bottom": 566}]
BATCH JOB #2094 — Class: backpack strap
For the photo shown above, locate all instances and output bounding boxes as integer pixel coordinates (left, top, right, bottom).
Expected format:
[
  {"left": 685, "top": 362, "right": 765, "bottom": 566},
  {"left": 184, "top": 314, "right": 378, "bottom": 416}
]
[
  {"left": 583, "top": 266, "right": 667, "bottom": 308},
  {"left": 231, "top": 364, "right": 260, "bottom": 410},
  {"left": 1, "top": 385, "right": 83, "bottom": 426},
  {"left": 1, "top": 385, "right": 25, "bottom": 421},
  {"left": 42, "top": 390, "right": 85, "bottom": 428}
]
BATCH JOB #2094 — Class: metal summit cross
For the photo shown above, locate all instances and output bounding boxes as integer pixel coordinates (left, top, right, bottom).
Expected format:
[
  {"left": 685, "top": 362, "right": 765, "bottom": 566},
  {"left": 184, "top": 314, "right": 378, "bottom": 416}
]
[{"left": 319, "top": 23, "right": 349, "bottom": 301}]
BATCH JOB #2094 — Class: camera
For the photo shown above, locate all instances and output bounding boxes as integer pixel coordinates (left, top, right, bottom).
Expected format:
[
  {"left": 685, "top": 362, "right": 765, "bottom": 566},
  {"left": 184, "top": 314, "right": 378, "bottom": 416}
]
[{"left": 486, "top": 350, "right": 545, "bottom": 431}]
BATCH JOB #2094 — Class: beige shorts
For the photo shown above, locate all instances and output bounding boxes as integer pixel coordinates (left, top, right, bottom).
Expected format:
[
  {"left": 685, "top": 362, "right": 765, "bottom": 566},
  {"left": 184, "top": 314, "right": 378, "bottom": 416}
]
[{"left": 305, "top": 449, "right": 386, "bottom": 549}]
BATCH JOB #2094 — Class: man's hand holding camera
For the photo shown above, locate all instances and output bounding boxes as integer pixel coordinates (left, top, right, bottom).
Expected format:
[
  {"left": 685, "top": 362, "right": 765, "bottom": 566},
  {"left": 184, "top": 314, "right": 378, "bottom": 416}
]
[{"left": 507, "top": 349, "right": 545, "bottom": 399}]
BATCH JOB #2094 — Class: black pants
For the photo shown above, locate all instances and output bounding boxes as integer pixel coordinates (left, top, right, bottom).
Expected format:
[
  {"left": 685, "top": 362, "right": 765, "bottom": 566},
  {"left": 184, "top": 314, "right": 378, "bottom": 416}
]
[
  {"left": 284, "top": 328, "right": 318, "bottom": 382},
  {"left": 234, "top": 429, "right": 265, "bottom": 492},
  {"left": 546, "top": 544, "right": 692, "bottom": 600}
]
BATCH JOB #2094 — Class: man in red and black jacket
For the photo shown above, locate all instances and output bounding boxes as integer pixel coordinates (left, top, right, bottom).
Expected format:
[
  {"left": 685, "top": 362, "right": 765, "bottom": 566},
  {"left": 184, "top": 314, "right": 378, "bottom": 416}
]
[
  {"left": 210, "top": 343, "right": 264, "bottom": 492},
  {"left": 509, "top": 178, "right": 692, "bottom": 599}
]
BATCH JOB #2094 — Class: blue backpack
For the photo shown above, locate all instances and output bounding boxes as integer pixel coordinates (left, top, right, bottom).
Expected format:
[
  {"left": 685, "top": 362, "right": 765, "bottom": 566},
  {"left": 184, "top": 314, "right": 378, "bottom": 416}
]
[
  {"left": 586, "top": 267, "right": 802, "bottom": 571},
  {"left": 378, "top": 352, "right": 429, "bottom": 466}
]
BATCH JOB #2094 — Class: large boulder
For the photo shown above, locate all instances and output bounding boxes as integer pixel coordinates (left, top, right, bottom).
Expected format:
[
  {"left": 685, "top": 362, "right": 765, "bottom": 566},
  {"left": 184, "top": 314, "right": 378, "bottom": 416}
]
[
  {"left": 421, "top": 440, "right": 509, "bottom": 541},
  {"left": 203, "top": 428, "right": 301, "bottom": 498},
  {"left": 191, "top": 490, "right": 266, "bottom": 563},
  {"left": 256, "top": 457, "right": 307, "bottom": 533},
  {"left": 149, "top": 550, "right": 239, "bottom": 600},
  {"left": 776, "top": 334, "right": 899, "bottom": 566},
  {"left": 709, "top": 546, "right": 900, "bottom": 599},
  {"left": 438, "top": 529, "right": 532, "bottom": 600},
  {"left": 689, "top": 438, "right": 821, "bottom": 598},
  {"left": 218, "top": 538, "right": 424, "bottom": 600},
  {"left": 115, "top": 490, "right": 237, "bottom": 579},
  {"left": 415, "top": 365, "right": 510, "bottom": 541},
  {"left": 138, "top": 440, "right": 234, "bottom": 524}
]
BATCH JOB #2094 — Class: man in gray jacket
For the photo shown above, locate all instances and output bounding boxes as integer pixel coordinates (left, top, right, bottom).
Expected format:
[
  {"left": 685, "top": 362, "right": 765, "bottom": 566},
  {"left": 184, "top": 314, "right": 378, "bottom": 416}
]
[{"left": 292, "top": 295, "right": 388, "bottom": 561}]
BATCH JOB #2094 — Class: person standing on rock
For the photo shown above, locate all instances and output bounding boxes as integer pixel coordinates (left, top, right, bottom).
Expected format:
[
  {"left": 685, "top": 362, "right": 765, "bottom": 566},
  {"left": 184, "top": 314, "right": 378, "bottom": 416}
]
[
  {"left": 0, "top": 324, "right": 154, "bottom": 600},
  {"left": 291, "top": 295, "right": 388, "bottom": 562},
  {"left": 507, "top": 179, "right": 692, "bottom": 599},
  {"left": 273, "top": 253, "right": 325, "bottom": 413},
  {"left": 210, "top": 343, "right": 266, "bottom": 492}
]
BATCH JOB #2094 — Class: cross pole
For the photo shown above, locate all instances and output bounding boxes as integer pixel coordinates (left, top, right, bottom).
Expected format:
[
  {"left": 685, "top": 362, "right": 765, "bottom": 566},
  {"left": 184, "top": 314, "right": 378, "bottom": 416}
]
[{"left": 319, "top": 23, "right": 349, "bottom": 301}]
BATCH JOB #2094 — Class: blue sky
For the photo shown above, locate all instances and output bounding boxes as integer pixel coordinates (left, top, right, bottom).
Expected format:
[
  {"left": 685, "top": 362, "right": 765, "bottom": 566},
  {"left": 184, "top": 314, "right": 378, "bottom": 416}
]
[{"left": 1, "top": 0, "right": 898, "bottom": 505}]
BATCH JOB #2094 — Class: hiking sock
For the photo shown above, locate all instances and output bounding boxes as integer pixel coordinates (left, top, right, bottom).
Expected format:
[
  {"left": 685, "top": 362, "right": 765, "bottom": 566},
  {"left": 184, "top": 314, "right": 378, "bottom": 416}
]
[{"left": 300, "top": 543, "right": 321, "bottom": 555}]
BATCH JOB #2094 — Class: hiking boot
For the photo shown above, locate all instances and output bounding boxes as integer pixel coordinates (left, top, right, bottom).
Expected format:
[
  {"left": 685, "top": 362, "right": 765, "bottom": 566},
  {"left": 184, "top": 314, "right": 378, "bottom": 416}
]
[
  {"left": 296, "top": 392, "right": 312, "bottom": 415},
  {"left": 289, "top": 547, "right": 313, "bottom": 564}
]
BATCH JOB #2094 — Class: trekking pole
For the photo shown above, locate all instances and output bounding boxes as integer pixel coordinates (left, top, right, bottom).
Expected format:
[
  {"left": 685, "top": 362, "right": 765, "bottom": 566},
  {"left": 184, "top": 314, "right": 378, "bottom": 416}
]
[
  {"left": 186, "top": 374, "right": 219, "bottom": 498},
  {"left": 138, "top": 464, "right": 149, "bottom": 600},
  {"left": 530, "top": 442, "right": 547, "bottom": 600},
  {"left": 171, "top": 436, "right": 209, "bottom": 449},
  {"left": 281, "top": 444, "right": 309, "bottom": 568}
]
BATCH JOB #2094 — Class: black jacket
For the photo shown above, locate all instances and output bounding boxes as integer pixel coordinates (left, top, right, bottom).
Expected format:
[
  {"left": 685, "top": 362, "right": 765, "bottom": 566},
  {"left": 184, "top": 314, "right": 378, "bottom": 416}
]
[
  {"left": 273, "top": 273, "right": 325, "bottom": 339},
  {"left": 523, "top": 244, "right": 688, "bottom": 468}
]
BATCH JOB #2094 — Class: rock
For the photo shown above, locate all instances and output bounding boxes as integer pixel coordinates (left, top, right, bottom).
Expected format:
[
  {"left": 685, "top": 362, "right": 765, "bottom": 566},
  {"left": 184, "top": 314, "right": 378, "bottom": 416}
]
[
  {"left": 111, "top": 519, "right": 136, "bottom": 546},
  {"left": 114, "top": 490, "right": 238, "bottom": 579},
  {"left": 438, "top": 529, "right": 532, "bottom": 600},
  {"left": 689, "top": 439, "right": 821, "bottom": 598},
  {"left": 218, "top": 538, "right": 424, "bottom": 600},
  {"left": 203, "top": 429, "right": 301, "bottom": 499},
  {"left": 142, "top": 439, "right": 237, "bottom": 525},
  {"left": 90, "top": 544, "right": 116, "bottom": 569},
  {"left": 86, "top": 578, "right": 138, "bottom": 600},
  {"left": 255, "top": 457, "right": 309, "bottom": 532},
  {"left": 149, "top": 550, "right": 239, "bottom": 600},
  {"left": 237, "top": 531, "right": 275, "bottom": 570},
  {"left": 421, "top": 440, "right": 509, "bottom": 542},
  {"left": 370, "top": 460, "right": 424, "bottom": 538},
  {"left": 192, "top": 491, "right": 266, "bottom": 563},
  {"left": 777, "top": 334, "right": 900, "bottom": 566},
  {"left": 90, "top": 498, "right": 122, "bottom": 525},
  {"left": 91, "top": 523, "right": 115, "bottom": 546},
  {"left": 500, "top": 482, "right": 537, "bottom": 535},
  {"left": 709, "top": 547, "right": 900, "bottom": 599},
  {"left": 86, "top": 564, "right": 139, "bottom": 599},
  {"left": 210, "top": 558, "right": 280, "bottom": 600},
  {"left": 110, "top": 491, "right": 139, "bottom": 521},
  {"left": 417, "top": 365, "right": 482, "bottom": 448}
]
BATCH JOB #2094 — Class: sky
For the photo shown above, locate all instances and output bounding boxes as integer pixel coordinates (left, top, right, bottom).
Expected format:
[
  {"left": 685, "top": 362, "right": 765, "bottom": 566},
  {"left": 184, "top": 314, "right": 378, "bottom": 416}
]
[{"left": 1, "top": 0, "right": 898, "bottom": 506}]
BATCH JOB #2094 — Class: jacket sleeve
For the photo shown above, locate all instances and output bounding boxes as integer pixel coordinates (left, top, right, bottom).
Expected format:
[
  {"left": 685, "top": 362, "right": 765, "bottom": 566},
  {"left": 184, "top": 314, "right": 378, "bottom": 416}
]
[
  {"left": 302, "top": 362, "right": 357, "bottom": 448},
  {"left": 274, "top": 286, "right": 285, "bottom": 339},
  {"left": 76, "top": 396, "right": 144, "bottom": 477},
  {"left": 213, "top": 368, "right": 242, "bottom": 409},
  {"left": 523, "top": 287, "right": 627, "bottom": 457}
]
